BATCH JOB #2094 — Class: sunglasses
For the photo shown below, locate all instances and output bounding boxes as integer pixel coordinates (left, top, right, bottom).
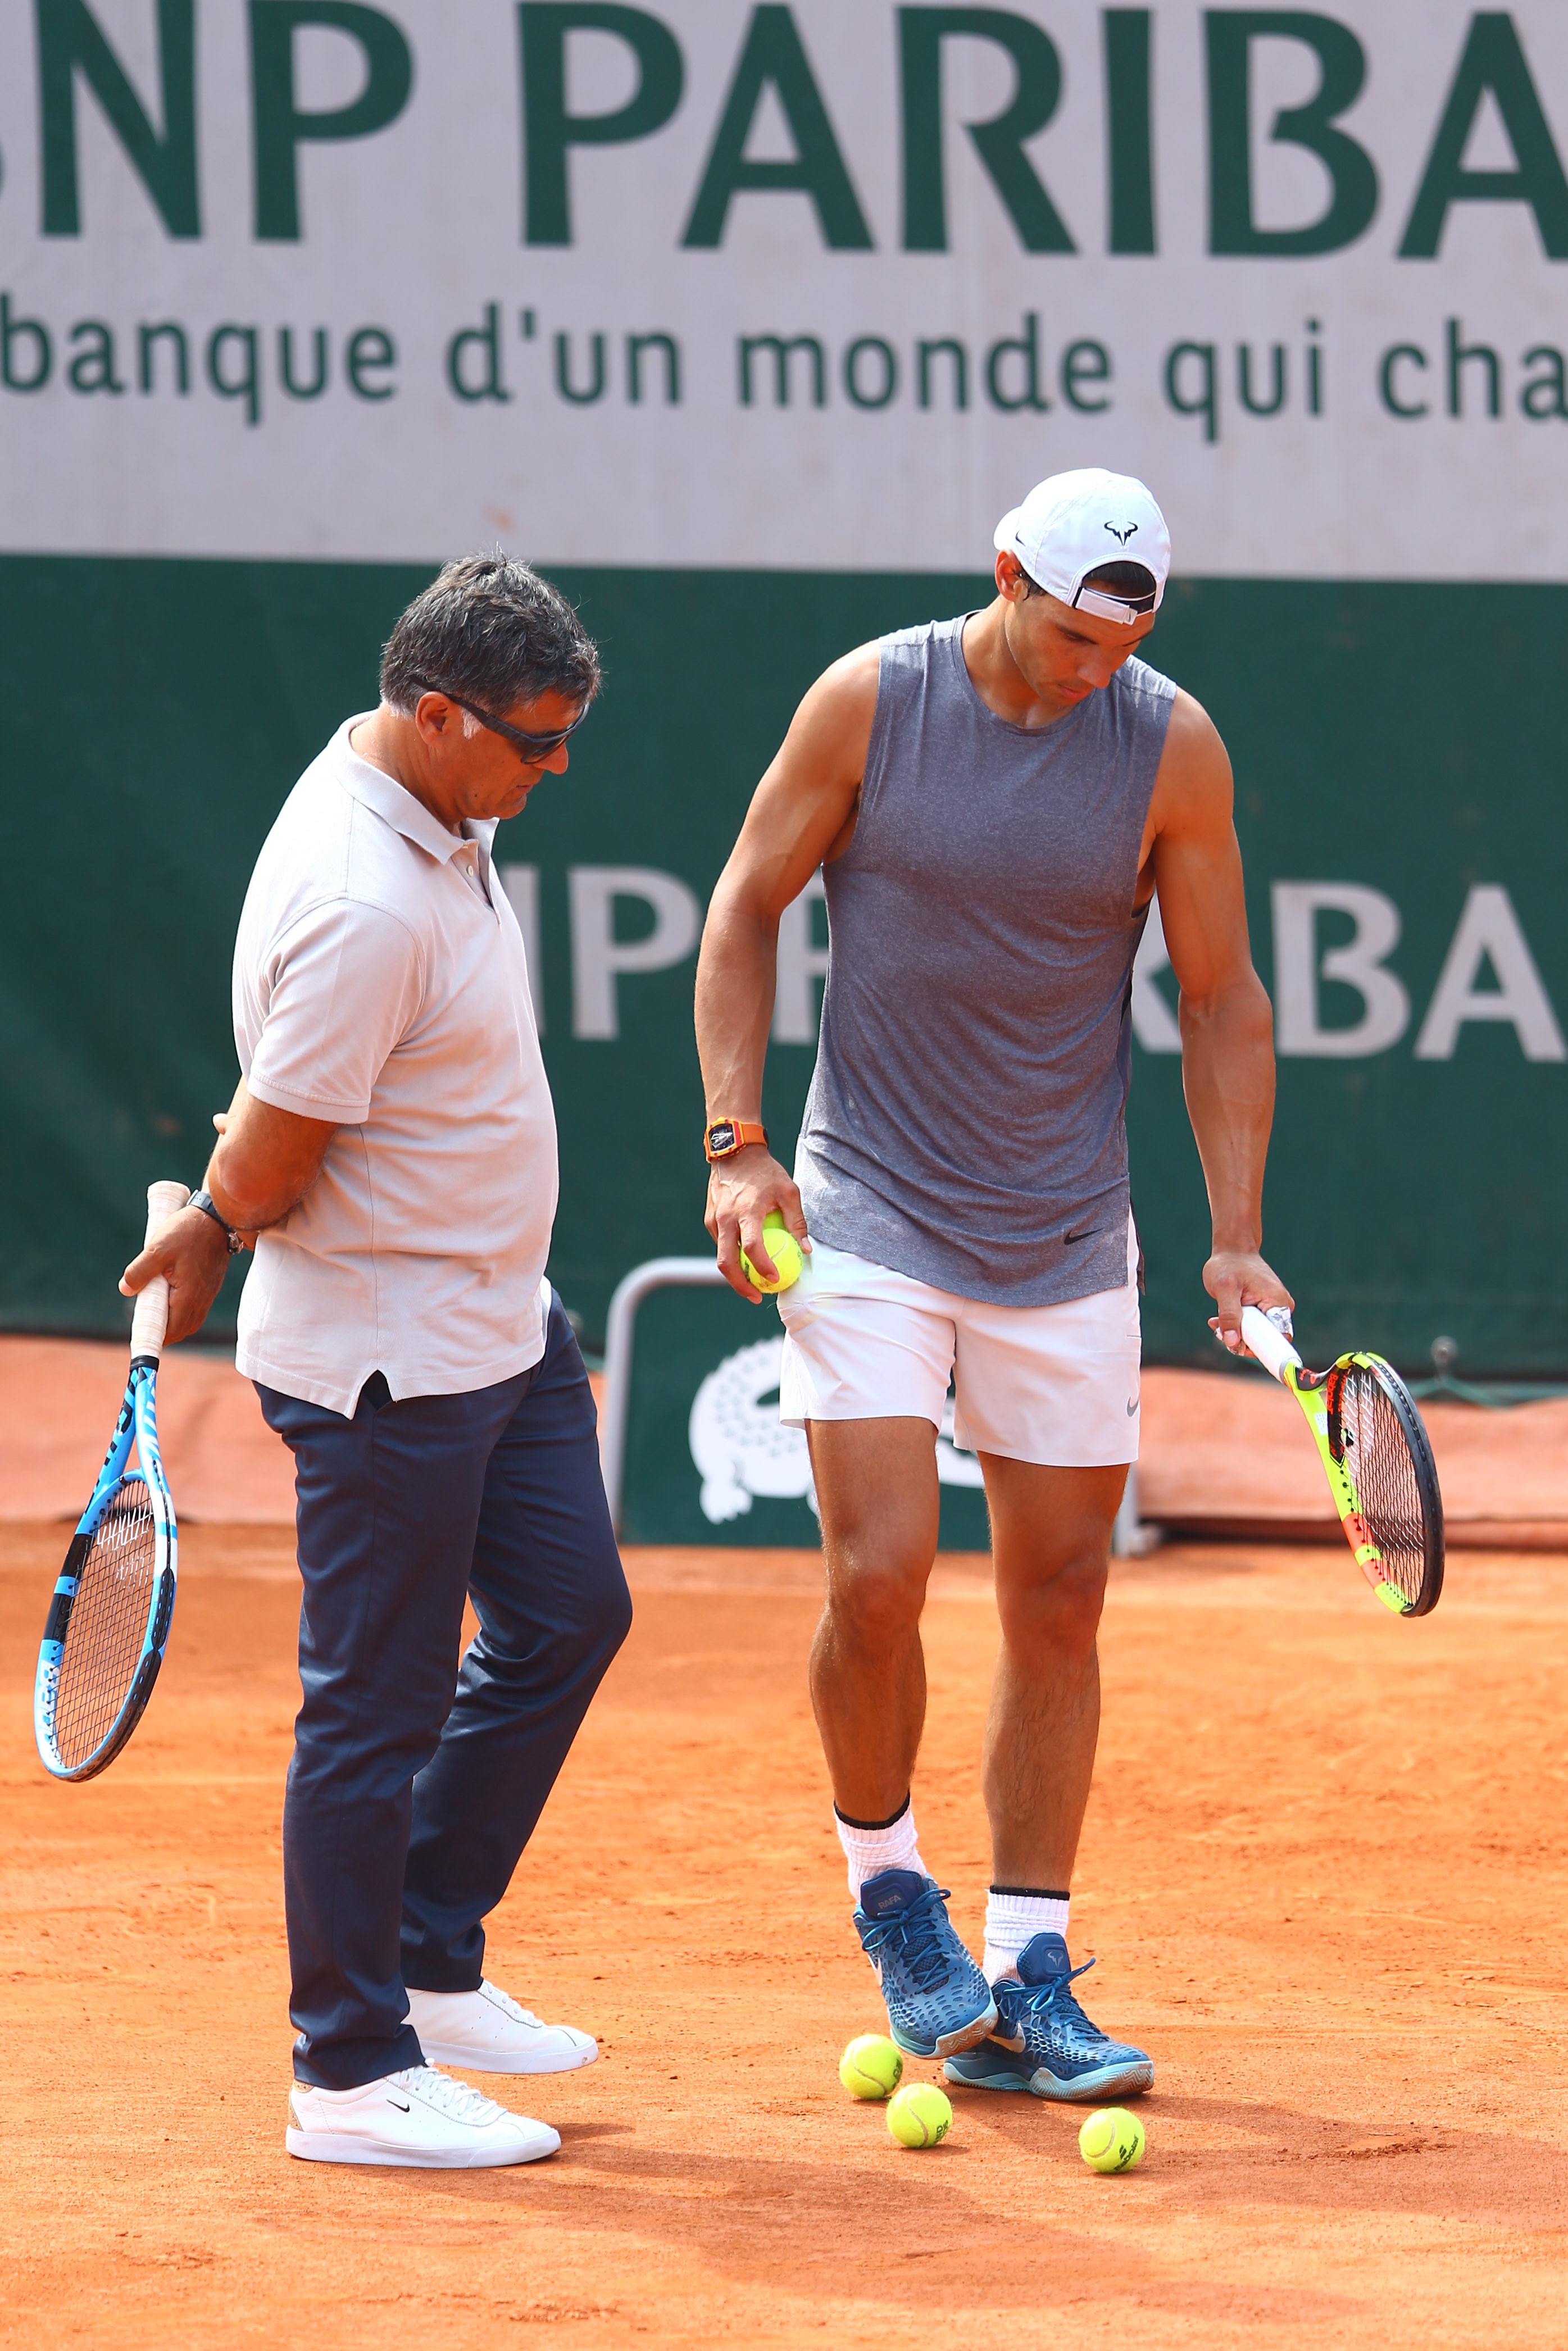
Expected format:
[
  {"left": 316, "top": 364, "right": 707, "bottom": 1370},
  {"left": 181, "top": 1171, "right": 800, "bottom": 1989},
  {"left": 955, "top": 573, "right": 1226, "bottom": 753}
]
[{"left": 415, "top": 682, "right": 588, "bottom": 762}]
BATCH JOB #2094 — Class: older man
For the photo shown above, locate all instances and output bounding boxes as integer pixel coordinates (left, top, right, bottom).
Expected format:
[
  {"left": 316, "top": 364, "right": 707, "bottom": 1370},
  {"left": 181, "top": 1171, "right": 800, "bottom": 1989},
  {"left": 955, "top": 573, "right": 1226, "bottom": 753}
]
[{"left": 124, "top": 555, "right": 631, "bottom": 2168}]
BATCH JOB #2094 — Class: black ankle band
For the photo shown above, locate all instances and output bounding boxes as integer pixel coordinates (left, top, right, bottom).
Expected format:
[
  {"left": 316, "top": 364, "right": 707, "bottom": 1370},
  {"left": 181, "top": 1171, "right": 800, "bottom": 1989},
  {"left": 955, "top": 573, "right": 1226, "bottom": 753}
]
[
  {"left": 834, "top": 1794, "right": 912, "bottom": 1832},
  {"left": 989, "top": 1884, "right": 1070, "bottom": 1900}
]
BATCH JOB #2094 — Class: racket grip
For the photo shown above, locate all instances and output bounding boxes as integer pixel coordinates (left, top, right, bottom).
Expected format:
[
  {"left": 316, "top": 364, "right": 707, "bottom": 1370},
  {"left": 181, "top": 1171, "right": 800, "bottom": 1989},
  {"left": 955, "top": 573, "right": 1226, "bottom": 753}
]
[
  {"left": 129, "top": 1180, "right": 193, "bottom": 1361},
  {"left": 1239, "top": 1304, "right": 1302, "bottom": 1385}
]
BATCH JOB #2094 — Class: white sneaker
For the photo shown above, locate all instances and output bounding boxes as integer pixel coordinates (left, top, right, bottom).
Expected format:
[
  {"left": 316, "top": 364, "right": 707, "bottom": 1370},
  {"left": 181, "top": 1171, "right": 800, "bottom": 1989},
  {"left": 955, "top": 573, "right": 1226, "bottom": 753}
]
[
  {"left": 406, "top": 1979, "right": 598, "bottom": 2075},
  {"left": 286, "top": 2064, "right": 560, "bottom": 2168}
]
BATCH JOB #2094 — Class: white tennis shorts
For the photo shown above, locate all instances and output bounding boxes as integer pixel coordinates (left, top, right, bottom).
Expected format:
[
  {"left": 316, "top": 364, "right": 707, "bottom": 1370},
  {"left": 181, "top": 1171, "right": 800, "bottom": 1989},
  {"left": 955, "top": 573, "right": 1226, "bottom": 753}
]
[{"left": 777, "top": 1219, "right": 1142, "bottom": 1469}]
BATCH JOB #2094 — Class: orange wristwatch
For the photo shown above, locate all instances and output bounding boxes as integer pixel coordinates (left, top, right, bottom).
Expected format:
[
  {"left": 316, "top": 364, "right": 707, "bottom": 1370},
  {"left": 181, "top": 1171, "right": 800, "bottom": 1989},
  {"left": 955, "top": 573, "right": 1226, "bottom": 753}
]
[{"left": 705, "top": 1119, "right": 769, "bottom": 1163}]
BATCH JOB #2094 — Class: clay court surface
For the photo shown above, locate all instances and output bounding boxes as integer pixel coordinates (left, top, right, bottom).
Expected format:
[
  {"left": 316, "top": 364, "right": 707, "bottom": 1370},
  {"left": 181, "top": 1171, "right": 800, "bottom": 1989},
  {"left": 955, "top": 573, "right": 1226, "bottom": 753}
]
[{"left": 6, "top": 1510, "right": 1568, "bottom": 2350}]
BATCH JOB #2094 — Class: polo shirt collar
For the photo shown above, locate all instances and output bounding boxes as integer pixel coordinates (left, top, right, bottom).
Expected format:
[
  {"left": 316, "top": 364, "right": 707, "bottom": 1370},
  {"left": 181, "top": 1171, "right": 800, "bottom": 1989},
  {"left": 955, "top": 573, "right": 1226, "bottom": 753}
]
[{"left": 336, "top": 716, "right": 495, "bottom": 867}]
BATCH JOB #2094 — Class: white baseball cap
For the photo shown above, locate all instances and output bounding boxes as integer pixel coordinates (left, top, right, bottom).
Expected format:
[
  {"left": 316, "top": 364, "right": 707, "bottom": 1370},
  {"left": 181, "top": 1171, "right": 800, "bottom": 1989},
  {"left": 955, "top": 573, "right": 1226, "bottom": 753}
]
[{"left": 993, "top": 468, "right": 1170, "bottom": 625}]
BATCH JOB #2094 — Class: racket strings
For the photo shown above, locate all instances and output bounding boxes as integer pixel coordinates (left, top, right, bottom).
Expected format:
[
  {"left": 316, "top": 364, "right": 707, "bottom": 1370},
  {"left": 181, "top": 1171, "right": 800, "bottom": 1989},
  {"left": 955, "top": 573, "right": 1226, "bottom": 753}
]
[
  {"left": 53, "top": 1477, "right": 158, "bottom": 1770},
  {"left": 1331, "top": 1368, "right": 1429, "bottom": 1608}
]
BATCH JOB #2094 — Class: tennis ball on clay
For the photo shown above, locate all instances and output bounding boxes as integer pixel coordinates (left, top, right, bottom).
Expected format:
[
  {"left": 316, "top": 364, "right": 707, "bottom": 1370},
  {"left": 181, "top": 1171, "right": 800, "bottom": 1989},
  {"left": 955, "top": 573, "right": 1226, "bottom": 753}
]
[
  {"left": 839, "top": 2034, "right": 903, "bottom": 2101},
  {"left": 1079, "top": 2107, "right": 1146, "bottom": 2173},
  {"left": 739, "top": 1210, "right": 804, "bottom": 1295},
  {"left": 887, "top": 2082, "right": 952, "bottom": 2149}
]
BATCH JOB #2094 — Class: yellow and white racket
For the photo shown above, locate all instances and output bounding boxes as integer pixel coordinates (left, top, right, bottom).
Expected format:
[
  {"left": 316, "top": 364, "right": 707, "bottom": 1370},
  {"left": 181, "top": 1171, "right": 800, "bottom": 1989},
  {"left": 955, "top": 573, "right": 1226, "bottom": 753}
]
[{"left": 1239, "top": 1305, "right": 1444, "bottom": 1617}]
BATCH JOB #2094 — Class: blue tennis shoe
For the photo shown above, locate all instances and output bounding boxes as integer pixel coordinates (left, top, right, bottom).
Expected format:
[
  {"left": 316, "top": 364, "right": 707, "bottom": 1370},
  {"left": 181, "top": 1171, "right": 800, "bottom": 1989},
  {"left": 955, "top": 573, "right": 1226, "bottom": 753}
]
[
  {"left": 853, "top": 1869, "right": 998, "bottom": 2060},
  {"left": 943, "top": 1932, "right": 1153, "bottom": 2102}
]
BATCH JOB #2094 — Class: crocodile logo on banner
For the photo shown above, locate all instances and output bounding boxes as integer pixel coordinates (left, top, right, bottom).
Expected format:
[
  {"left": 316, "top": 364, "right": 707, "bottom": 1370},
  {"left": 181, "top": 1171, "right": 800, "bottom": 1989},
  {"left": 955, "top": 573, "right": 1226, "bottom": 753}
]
[{"left": 688, "top": 1336, "right": 984, "bottom": 1525}]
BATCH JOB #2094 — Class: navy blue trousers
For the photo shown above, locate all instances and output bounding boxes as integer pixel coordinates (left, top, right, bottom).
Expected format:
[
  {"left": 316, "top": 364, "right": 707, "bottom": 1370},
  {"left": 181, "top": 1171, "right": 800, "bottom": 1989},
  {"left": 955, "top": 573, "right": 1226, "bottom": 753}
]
[{"left": 257, "top": 1294, "right": 632, "bottom": 2089}]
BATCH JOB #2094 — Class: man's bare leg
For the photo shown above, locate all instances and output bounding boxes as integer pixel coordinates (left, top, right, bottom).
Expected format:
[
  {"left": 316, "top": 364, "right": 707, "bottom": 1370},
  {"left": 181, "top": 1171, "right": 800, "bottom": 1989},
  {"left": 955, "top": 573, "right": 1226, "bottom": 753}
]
[
  {"left": 940, "top": 1454, "right": 1153, "bottom": 2100},
  {"left": 980, "top": 1457, "right": 1126, "bottom": 1887},
  {"left": 806, "top": 1417, "right": 940, "bottom": 1818},
  {"left": 805, "top": 1414, "right": 998, "bottom": 2057}
]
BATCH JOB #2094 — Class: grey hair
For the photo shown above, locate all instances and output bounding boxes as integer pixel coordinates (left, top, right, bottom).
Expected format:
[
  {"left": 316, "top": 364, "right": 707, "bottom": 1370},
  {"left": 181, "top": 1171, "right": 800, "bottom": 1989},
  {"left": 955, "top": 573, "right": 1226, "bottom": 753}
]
[{"left": 379, "top": 553, "right": 601, "bottom": 719}]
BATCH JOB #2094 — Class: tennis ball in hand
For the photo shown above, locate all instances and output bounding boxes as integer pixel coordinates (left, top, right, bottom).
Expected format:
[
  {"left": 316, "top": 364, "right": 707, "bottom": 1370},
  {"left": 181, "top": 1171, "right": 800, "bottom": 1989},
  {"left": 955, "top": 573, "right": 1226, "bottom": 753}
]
[
  {"left": 839, "top": 2034, "right": 903, "bottom": 2101},
  {"left": 739, "top": 1210, "right": 804, "bottom": 1295},
  {"left": 887, "top": 2083, "right": 952, "bottom": 2148},
  {"left": 1079, "top": 2107, "right": 1146, "bottom": 2172}
]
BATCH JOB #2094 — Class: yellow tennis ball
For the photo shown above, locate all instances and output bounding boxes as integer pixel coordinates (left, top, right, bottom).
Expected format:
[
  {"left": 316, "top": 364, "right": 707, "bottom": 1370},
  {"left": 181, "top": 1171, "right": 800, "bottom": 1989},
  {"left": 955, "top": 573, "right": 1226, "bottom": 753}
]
[
  {"left": 887, "top": 2083, "right": 952, "bottom": 2148},
  {"left": 740, "top": 1210, "right": 804, "bottom": 1295},
  {"left": 1079, "top": 2107, "right": 1146, "bottom": 2173},
  {"left": 839, "top": 2034, "right": 903, "bottom": 2101}
]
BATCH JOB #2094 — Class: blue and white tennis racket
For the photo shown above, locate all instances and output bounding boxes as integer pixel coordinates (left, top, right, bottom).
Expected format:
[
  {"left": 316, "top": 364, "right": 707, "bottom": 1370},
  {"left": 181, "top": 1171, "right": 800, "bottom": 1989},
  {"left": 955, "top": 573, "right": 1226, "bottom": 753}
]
[{"left": 34, "top": 1180, "right": 190, "bottom": 1781}]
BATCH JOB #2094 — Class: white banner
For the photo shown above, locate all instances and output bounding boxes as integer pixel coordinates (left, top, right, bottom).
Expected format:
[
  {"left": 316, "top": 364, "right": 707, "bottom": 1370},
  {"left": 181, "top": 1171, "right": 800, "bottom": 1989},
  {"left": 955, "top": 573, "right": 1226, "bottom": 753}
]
[{"left": 2, "top": 0, "right": 1565, "bottom": 574}]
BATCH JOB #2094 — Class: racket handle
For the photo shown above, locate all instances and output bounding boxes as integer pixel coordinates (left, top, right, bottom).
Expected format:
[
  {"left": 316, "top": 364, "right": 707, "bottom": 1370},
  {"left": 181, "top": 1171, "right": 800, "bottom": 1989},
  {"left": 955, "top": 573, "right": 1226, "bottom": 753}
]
[
  {"left": 1239, "top": 1304, "right": 1302, "bottom": 1385},
  {"left": 130, "top": 1180, "right": 193, "bottom": 1362}
]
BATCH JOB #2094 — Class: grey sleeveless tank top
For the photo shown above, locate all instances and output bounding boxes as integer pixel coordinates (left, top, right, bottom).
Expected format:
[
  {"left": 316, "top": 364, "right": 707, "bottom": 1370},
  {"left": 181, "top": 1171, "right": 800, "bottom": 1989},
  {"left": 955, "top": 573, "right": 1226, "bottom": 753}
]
[{"left": 797, "top": 614, "right": 1176, "bottom": 1306}]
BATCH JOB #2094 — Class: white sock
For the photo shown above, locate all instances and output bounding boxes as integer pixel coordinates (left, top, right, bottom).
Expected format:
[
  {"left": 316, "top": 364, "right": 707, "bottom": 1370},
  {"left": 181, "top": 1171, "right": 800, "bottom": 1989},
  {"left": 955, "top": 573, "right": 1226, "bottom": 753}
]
[
  {"left": 835, "top": 1797, "right": 925, "bottom": 1899},
  {"left": 983, "top": 1887, "right": 1070, "bottom": 1982}
]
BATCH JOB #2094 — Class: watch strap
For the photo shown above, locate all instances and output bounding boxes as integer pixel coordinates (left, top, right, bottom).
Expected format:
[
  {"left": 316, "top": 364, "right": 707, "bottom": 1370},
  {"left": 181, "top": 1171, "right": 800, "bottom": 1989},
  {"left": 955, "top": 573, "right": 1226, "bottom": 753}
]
[
  {"left": 190, "top": 1188, "right": 244, "bottom": 1253},
  {"left": 705, "top": 1119, "right": 769, "bottom": 1163}
]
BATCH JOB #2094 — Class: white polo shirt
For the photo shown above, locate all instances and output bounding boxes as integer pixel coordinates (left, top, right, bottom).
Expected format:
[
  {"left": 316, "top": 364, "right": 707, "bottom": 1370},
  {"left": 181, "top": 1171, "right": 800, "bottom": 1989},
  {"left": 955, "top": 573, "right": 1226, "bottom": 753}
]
[{"left": 231, "top": 717, "right": 557, "bottom": 1416}]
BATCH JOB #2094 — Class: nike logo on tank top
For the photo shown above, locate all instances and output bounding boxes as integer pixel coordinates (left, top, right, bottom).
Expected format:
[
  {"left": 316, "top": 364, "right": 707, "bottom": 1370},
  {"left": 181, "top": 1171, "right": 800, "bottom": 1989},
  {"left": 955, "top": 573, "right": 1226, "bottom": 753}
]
[{"left": 797, "top": 615, "right": 1175, "bottom": 1307}]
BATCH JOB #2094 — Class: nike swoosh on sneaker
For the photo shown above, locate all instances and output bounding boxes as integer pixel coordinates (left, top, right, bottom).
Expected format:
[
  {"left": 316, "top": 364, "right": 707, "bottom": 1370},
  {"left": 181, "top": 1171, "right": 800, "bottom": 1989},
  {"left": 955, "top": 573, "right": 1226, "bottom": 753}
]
[{"left": 388, "top": 2098, "right": 410, "bottom": 2111}]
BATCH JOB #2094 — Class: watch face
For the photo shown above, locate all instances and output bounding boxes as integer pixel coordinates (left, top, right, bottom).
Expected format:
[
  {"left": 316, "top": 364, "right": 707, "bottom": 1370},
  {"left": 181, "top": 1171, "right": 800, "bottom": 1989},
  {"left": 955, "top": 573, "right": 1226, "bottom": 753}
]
[{"left": 707, "top": 1122, "right": 738, "bottom": 1155}]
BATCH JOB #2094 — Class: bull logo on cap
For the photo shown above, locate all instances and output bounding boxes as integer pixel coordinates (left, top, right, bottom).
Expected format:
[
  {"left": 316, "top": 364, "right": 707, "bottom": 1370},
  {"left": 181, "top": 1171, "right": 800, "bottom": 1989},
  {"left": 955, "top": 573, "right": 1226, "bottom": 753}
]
[{"left": 1104, "top": 520, "right": 1139, "bottom": 544}]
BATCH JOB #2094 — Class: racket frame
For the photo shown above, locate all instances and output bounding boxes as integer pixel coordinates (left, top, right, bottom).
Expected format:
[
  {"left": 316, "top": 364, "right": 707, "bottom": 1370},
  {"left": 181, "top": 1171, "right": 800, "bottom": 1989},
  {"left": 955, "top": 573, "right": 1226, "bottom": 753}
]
[
  {"left": 34, "top": 1180, "right": 187, "bottom": 1782},
  {"left": 34, "top": 1365, "right": 178, "bottom": 1780},
  {"left": 1238, "top": 1305, "right": 1444, "bottom": 1617}
]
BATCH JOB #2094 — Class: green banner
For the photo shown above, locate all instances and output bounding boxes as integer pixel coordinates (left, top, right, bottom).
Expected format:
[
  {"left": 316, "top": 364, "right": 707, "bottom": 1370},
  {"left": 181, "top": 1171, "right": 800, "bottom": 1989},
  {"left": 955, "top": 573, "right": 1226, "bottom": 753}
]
[{"left": 3, "top": 553, "right": 1565, "bottom": 1377}]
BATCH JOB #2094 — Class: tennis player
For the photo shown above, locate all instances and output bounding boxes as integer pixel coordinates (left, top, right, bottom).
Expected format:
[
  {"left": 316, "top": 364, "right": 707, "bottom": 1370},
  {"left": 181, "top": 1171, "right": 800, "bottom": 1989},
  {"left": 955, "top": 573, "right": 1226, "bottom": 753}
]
[
  {"left": 695, "top": 470, "right": 1292, "bottom": 2100},
  {"left": 121, "top": 555, "right": 631, "bottom": 2168}
]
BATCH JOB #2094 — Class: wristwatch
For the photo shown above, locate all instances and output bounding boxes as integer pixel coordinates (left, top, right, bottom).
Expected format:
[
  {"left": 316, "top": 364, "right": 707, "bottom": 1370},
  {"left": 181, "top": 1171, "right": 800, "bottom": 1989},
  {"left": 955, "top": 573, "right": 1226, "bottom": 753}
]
[
  {"left": 189, "top": 1188, "right": 244, "bottom": 1253},
  {"left": 705, "top": 1119, "right": 769, "bottom": 1163}
]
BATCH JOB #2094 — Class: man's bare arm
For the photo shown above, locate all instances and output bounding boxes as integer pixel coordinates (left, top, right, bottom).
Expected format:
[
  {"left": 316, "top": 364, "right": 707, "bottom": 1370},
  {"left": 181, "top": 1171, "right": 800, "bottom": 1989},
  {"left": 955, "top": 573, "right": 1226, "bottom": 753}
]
[
  {"left": 206, "top": 1080, "right": 338, "bottom": 1232},
  {"left": 694, "top": 645, "right": 878, "bottom": 1297},
  {"left": 1147, "top": 691, "right": 1293, "bottom": 1353},
  {"left": 119, "top": 1080, "right": 338, "bottom": 1344}
]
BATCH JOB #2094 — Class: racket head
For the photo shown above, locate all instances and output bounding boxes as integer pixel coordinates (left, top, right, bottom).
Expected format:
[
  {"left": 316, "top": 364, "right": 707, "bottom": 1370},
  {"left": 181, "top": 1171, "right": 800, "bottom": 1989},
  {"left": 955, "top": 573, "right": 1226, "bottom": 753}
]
[
  {"left": 34, "top": 1368, "right": 178, "bottom": 1781},
  {"left": 1325, "top": 1354, "right": 1444, "bottom": 1617}
]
